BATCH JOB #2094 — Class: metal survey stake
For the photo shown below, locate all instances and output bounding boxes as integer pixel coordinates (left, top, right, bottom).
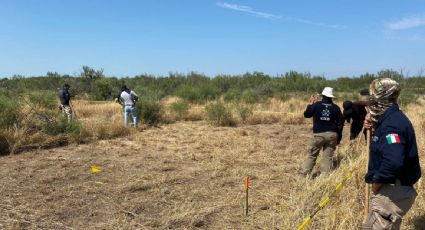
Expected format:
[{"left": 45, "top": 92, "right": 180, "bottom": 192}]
[{"left": 245, "top": 176, "right": 249, "bottom": 216}]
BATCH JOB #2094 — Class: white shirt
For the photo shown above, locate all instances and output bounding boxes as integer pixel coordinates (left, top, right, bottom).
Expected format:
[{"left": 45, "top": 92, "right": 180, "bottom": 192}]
[{"left": 120, "top": 90, "right": 138, "bottom": 106}]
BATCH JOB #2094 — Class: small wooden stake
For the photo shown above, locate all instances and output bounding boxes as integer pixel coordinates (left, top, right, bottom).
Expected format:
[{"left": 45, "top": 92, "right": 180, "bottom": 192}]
[
  {"left": 245, "top": 176, "right": 249, "bottom": 216},
  {"left": 363, "top": 129, "right": 371, "bottom": 223}
]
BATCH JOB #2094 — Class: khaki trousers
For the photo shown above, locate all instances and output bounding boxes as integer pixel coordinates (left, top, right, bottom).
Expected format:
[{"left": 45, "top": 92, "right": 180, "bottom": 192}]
[
  {"left": 363, "top": 183, "right": 417, "bottom": 230},
  {"left": 61, "top": 105, "right": 72, "bottom": 122},
  {"left": 302, "top": 131, "right": 337, "bottom": 174}
]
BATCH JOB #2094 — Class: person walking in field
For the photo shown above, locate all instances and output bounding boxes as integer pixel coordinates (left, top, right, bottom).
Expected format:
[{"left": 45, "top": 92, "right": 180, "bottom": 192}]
[
  {"left": 363, "top": 78, "right": 421, "bottom": 230},
  {"left": 119, "top": 85, "right": 139, "bottom": 128},
  {"left": 300, "top": 87, "right": 344, "bottom": 176},
  {"left": 58, "top": 83, "right": 73, "bottom": 122},
  {"left": 342, "top": 89, "right": 369, "bottom": 140}
]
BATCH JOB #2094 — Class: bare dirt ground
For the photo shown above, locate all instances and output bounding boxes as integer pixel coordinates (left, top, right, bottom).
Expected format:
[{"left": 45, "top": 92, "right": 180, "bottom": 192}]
[{"left": 0, "top": 121, "right": 315, "bottom": 229}]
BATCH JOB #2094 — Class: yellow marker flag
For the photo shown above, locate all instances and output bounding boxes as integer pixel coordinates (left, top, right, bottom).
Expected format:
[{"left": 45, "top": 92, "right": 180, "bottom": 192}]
[{"left": 91, "top": 165, "right": 101, "bottom": 173}]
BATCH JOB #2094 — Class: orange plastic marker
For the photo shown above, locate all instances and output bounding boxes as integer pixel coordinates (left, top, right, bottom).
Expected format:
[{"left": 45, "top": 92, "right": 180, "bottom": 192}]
[{"left": 245, "top": 176, "right": 249, "bottom": 216}]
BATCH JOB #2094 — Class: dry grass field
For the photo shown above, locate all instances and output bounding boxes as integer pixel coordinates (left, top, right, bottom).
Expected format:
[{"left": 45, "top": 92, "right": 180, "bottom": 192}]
[{"left": 1, "top": 98, "right": 424, "bottom": 229}]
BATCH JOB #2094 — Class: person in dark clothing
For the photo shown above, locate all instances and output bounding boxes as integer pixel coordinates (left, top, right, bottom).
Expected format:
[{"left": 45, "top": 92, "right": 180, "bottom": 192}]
[
  {"left": 343, "top": 100, "right": 367, "bottom": 140},
  {"left": 363, "top": 78, "right": 421, "bottom": 230},
  {"left": 59, "top": 84, "right": 71, "bottom": 105},
  {"left": 301, "top": 87, "right": 344, "bottom": 176},
  {"left": 58, "top": 83, "right": 72, "bottom": 121}
]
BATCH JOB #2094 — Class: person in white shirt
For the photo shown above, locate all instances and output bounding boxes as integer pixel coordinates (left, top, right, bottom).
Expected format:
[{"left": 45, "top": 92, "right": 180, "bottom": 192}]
[{"left": 119, "top": 85, "right": 139, "bottom": 128}]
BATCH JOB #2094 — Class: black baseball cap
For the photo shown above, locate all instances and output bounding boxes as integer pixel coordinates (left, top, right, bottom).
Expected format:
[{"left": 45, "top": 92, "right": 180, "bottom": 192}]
[{"left": 360, "top": 88, "right": 369, "bottom": 96}]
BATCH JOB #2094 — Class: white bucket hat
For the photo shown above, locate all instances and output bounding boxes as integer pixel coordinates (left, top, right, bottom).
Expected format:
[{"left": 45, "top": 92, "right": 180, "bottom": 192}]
[{"left": 321, "top": 87, "right": 336, "bottom": 98}]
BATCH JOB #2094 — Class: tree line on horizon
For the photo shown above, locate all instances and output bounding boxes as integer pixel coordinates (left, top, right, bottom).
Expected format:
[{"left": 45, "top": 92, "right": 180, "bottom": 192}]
[{"left": 0, "top": 66, "right": 423, "bottom": 104}]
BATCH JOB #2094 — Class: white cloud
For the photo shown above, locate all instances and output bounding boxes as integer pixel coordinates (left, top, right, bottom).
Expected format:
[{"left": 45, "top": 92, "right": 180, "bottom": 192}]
[
  {"left": 384, "top": 34, "right": 425, "bottom": 42},
  {"left": 216, "top": 2, "right": 281, "bottom": 20},
  {"left": 216, "top": 2, "right": 344, "bottom": 29},
  {"left": 386, "top": 15, "right": 425, "bottom": 30},
  {"left": 285, "top": 16, "right": 344, "bottom": 29}
]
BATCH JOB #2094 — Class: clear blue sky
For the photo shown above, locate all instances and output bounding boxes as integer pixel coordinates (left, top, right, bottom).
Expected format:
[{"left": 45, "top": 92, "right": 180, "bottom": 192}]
[{"left": 1, "top": 0, "right": 424, "bottom": 78}]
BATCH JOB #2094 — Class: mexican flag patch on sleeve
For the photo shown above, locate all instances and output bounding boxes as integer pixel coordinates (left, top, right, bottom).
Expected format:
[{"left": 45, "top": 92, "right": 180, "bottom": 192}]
[{"left": 386, "top": 134, "right": 401, "bottom": 144}]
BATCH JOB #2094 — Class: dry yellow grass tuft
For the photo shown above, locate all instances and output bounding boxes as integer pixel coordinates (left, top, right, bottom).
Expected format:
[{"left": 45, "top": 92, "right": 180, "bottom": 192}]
[
  {"left": 249, "top": 98, "right": 307, "bottom": 125},
  {"left": 1, "top": 100, "right": 132, "bottom": 154},
  {"left": 72, "top": 100, "right": 131, "bottom": 139},
  {"left": 161, "top": 98, "right": 308, "bottom": 126}
]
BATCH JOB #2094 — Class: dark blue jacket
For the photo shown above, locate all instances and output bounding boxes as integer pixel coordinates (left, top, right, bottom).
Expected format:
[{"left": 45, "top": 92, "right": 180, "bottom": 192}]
[
  {"left": 343, "top": 101, "right": 367, "bottom": 136},
  {"left": 365, "top": 104, "right": 421, "bottom": 186},
  {"left": 58, "top": 89, "right": 71, "bottom": 106},
  {"left": 304, "top": 98, "right": 344, "bottom": 139}
]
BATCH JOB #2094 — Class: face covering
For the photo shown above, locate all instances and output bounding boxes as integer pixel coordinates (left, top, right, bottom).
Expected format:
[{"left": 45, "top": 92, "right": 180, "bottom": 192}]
[{"left": 368, "top": 78, "right": 401, "bottom": 123}]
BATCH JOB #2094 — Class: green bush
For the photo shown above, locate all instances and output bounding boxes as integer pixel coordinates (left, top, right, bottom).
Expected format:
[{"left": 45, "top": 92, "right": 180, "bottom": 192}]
[
  {"left": 27, "top": 90, "right": 57, "bottom": 110},
  {"left": 0, "top": 95, "right": 21, "bottom": 128},
  {"left": 206, "top": 101, "right": 236, "bottom": 127},
  {"left": 224, "top": 89, "right": 242, "bottom": 102},
  {"left": 91, "top": 78, "right": 115, "bottom": 100},
  {"left": 399, "top": 91, "right": 418, "bottom": 107},
  {"left": 170, "top": 100, "right": 189, "bottom": 120},
  {"left": 22, "top": 91, "right": 61, "bottom": 130},
  {"left": 236, "top": 104, "right": 253, "bottom": 124},
  {"left": 138, "top": 101, "right": 163, "bottom": 126},
  {"left": 199, "top": 84, "right": 220, "bottom": 102},
  {"left": 176, "top": 85, "right": 202, "bottom": 103},
  {"left": 241, "top": 89, "right": 262, "bottom": 104},
  {"left": 176, "top": 84, "right": 219, "bottom": 103},
  {"left": 134, "top": 86, "right": 165, "bottom": 101},
  {"left": 42, "top": 118, "right": 83, "bottom": 136},
  {"left": 257, "top": 83, "right": 275, "bottom": 98}
]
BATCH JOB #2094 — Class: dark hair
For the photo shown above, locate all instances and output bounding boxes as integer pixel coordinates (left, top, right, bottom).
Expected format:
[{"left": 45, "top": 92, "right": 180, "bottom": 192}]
[
  {"left": 343, "top": 100, "right": 353, "bottom": 109},
  {"left": 63, "top": 83, "right": 70, "bottom": 88},
  {"left": 121, "top": 85, "right": 128, "bottom": 91},
  {"left": 360, "top": 88, "right": 369, "bottom": 96}
]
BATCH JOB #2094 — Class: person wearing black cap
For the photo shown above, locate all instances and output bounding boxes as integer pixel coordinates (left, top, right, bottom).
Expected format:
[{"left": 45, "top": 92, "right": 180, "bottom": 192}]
[{"left": 58, "top": 83, "right": 73, "bottom": 122}]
